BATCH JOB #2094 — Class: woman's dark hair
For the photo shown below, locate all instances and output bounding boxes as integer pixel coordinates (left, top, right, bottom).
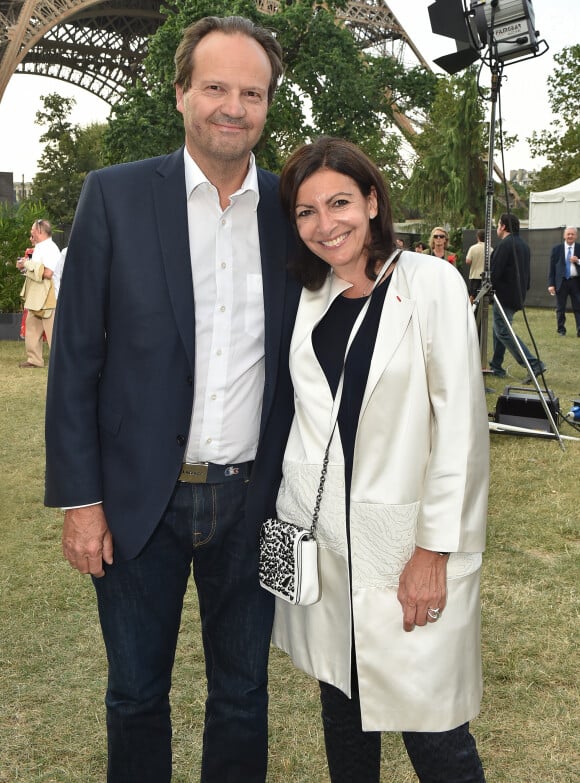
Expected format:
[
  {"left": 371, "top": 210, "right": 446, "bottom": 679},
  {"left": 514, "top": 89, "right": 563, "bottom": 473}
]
[{"left": 279, "top": 136, "right": 395, "bottom": 290}]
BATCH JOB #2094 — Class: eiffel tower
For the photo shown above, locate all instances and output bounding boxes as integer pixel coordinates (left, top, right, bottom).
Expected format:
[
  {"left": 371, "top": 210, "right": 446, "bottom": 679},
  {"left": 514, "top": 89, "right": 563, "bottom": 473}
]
[{"left": 0, "top": 0, "right": 431, "bottom": 132}]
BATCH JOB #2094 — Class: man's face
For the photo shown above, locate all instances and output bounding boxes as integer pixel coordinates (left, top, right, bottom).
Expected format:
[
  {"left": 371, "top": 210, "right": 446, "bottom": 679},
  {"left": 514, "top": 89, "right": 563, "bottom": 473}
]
[
  {"left": 175, "top": 31, "right": 272, "bottom": 172},
  {"left": 30, "top": 223, "right": 41, "bottom": 245},
  {"left": 564, "top": 228, "right": 577, "bottom": 245}
]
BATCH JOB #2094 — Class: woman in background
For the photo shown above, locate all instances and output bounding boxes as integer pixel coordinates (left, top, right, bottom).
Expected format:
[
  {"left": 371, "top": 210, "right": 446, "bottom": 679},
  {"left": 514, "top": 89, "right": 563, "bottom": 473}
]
[
  {"left": 272, "top": 137, "right": 489, "bottom": 783},
  {"left": 429, "top": 226, "right": 457, "bottom": 264}
]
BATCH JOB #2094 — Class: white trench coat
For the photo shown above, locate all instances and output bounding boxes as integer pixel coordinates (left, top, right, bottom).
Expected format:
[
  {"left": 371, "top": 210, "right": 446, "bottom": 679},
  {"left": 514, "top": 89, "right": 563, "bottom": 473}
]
[{"left": 272, "top": 251, "right": 489, "bottom": 732}]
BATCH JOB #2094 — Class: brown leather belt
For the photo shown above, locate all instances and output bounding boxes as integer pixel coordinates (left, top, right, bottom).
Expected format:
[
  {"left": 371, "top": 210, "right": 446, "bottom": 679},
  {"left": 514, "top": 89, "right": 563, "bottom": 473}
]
[{"left": 178, "top": 461, "right": 253, "bottom": 484}]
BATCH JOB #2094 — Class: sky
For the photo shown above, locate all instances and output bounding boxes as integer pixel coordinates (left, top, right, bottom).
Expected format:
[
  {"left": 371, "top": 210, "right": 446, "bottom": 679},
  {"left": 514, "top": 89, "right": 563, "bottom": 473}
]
[{"left": 0, "top": 0, "right": 576, "bottom": 183}]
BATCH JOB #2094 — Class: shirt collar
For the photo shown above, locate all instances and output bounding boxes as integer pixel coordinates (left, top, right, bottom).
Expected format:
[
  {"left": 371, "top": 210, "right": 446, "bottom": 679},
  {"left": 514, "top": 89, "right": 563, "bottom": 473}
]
[{"left": 183, "top": 147, "right": 259, "bottom": 207}]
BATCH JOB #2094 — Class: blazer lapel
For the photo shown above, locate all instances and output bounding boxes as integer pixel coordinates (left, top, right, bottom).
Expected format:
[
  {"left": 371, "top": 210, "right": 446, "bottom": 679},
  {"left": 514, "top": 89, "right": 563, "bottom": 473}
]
[
  {"left": 152, "top": 148, "right": 195, "bottom": 370},
  {"left": 257, "top": 169, "right": 288, "bottom": 429}
]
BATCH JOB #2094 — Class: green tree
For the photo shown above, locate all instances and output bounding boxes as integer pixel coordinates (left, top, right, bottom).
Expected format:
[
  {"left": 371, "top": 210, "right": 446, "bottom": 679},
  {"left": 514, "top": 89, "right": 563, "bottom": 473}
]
[
  {"left": 406, "top": 68, "right": 487, "bottom": 231},
  {"left": 103, "top": 0, "right": 436, "bottom": 197},
  {"left": 528, "top": 45, "right": 580, "bottom": 191},
  {"left": 31, "top": 94, "right": 107, "bottom": 224}
]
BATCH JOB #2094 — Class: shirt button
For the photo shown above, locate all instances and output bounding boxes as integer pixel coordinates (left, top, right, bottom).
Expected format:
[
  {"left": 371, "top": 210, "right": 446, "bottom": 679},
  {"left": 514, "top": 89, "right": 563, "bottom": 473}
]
[
  {"left": 210, "top": 394, "right": 217, "bottom": 400},
  {"left": 216, "top": 349, "right": 222, "bottom": 356},
  {"left": 206, "top": 437, "right": 212, "bottom": 444},
  {"left": 219, "top": 305, "right": 225, "bottom": 312},
  {"left": 221, "top": 262, "right": 226, "bottom": 269}
]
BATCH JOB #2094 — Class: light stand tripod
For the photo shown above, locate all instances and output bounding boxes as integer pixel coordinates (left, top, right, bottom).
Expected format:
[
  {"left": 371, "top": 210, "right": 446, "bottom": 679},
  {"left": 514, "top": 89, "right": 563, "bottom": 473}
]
[
  {"left": 473, "top": 62, "right": 500, "bottom": 374},
  {"left": 471, "top": 61, "right": 564, "bottom": 449}
]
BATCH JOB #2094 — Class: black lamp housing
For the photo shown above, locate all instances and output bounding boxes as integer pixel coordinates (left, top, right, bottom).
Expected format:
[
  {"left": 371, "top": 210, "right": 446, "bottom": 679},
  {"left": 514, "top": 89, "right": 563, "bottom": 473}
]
[{"left": 428, "top": 0, "right": 545, "bottom": 74}]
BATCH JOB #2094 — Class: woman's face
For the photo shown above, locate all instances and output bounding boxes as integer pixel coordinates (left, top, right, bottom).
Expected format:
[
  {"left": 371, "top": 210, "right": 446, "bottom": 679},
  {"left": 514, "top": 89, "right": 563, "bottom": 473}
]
[
  {"left": 294, "top": 169, "right": 377, "bottom": 277},
  {"left": 432, "top": 231, "right": 447, "bottom": 252}
]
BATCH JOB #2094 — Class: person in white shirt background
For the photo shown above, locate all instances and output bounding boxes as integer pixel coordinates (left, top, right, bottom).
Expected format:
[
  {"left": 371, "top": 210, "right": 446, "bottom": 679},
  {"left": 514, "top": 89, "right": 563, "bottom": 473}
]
[
  {"left": 16, "top": 218, "right": 60, "bottom": 367},
  {"left": 52, "top": 245, "right": 67, "bottom": 299}
]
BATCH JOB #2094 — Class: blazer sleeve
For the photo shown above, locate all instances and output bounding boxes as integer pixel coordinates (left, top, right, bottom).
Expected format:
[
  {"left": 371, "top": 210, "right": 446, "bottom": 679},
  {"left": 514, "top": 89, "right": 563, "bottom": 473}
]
[
  {"left": 547, "top": 246, "right": 557, "bottom": 287},
  {"left": 45, "top": 170, "right": 111, "bottom": 507}
]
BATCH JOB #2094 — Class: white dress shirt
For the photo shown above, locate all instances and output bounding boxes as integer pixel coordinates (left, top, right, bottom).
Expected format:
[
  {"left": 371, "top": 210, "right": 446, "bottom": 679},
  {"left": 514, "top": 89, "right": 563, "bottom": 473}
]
[
  {"left": 52, "top": 247, "right": 67, "bottom": 297},
  {"left": 31, "top": 236, "right": 61, "bottom": 273},
  {"left": 183, "top": 149, "right": 265, "bottom": 465},
  {"left": 565, "top": 243, "right": 578, "bottom": 277}
]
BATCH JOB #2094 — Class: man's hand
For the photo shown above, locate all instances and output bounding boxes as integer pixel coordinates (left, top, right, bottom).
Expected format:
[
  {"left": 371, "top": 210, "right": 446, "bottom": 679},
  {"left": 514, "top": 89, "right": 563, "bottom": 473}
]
[
  {"left": 397, "top": 546, "right": 448, "bottom": 632},
  {"left": 62, "top": 504, "right": 113, "bottom": 578}
]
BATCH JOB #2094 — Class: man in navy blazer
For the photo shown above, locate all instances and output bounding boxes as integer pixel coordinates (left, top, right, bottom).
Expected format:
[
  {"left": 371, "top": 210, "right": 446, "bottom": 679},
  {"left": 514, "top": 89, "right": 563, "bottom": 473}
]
[
  {"left": 547, "top": 226, "right": 580, "bottom": 336},
  {"left": 45, "top": 16, "right": 299, "bottom": 783}
]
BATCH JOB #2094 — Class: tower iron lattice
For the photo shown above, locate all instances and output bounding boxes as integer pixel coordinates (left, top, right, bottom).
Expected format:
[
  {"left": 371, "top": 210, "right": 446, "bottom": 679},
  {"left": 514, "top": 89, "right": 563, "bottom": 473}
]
[
  {"left": 0, "top": 1, "right": 522, "bottom": 207},
  {"left": 0, "top": 0, "right": 430, "bottom": 131}
]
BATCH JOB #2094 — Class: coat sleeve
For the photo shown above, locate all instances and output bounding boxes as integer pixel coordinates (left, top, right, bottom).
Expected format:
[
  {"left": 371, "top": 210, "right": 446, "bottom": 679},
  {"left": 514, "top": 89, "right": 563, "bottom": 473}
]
[
  {"left": 415, "top": 264, "right": 489, "bottom": 553},
  {"left": 44, "top": 170, "right": 111, "bottom": 507},
  {"left": 490, "top": 242, "right": 506, "bottom": 287}
]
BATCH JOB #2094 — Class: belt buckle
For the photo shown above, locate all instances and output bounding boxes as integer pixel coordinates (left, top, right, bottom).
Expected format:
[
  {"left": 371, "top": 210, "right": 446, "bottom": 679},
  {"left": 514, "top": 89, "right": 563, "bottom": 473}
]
[{"left": 180, "top": 463, "right": 209, "bottom": 483}]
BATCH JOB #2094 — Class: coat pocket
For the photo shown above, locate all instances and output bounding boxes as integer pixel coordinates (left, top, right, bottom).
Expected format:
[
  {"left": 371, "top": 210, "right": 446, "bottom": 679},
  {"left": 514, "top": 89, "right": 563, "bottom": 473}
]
[{"left": 350, "top": 502, "right": 420, "bottom": 588}]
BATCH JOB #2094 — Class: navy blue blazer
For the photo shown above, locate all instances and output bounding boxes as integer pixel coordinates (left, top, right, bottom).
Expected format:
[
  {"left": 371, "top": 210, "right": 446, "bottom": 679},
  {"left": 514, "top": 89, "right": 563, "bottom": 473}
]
[
  {"left": 45, "top": 148, "right": 300, "bottom": 560},
  {"left": 548, "top": 241, "right": 580, "bottom": 291}
]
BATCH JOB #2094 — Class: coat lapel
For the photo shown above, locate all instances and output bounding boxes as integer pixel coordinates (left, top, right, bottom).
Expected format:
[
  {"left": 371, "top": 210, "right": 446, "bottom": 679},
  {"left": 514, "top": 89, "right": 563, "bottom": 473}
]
[
  {"left": 151, "top": 148, "right": 195, "bottom": 371},
  {"left": 291, "top": 272, "right": 350, "bottom": 350},
  {"left": 360, "top": 270, "right": 415, "bottom": 417}
]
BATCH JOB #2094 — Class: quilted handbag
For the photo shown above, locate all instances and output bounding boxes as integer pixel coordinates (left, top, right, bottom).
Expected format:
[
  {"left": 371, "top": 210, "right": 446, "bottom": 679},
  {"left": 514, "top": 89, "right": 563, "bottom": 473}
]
[
  {"left": 259, "top": 518, "right": 320, "bottom": 604},
  {"left": 259, "top": 438, "right": 331, "bottom": 605}
]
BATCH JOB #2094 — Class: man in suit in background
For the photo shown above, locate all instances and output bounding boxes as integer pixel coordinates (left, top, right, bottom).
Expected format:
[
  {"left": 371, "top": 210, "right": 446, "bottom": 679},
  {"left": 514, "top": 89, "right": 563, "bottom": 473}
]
[
  {"left": 548, "top": 226, "right": 580, "bottom": 336},
  {"left": 45, "top": 16, "right": 299, "bottom": 783}
]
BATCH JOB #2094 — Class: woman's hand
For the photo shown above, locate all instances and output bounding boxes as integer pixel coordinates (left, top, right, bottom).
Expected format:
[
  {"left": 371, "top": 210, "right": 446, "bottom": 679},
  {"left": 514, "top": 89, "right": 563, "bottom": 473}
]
[{"left": 397, "top": 546, "right": 448, "bottom": 632}]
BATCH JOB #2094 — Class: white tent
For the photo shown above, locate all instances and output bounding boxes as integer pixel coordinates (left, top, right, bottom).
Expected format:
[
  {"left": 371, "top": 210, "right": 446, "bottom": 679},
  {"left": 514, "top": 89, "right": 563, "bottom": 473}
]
[{"left": 528, "top": 178, "right": 580, "bottom": 229}]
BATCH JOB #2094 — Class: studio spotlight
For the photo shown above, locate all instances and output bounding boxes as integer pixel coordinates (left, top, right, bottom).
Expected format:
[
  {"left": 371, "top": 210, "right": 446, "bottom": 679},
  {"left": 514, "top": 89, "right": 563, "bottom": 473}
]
[{"left": 428, "top": 0, "right": 547, "bottom": 74}]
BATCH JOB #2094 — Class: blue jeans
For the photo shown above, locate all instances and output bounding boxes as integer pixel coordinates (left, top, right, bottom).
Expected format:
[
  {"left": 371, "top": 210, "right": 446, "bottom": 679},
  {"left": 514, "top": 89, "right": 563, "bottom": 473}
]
[
  {"left": 93, "top": 480, "right": 274, "bottom": 783},
  {"left": 489, "top": 303, "right": 542, "bottom": 376}
]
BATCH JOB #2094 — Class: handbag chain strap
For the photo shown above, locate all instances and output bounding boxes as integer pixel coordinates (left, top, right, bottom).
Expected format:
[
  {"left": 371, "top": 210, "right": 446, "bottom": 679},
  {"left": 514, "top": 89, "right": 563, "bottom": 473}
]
[{"left": 310, "top": 438, "right": 332, "bottom": 538}]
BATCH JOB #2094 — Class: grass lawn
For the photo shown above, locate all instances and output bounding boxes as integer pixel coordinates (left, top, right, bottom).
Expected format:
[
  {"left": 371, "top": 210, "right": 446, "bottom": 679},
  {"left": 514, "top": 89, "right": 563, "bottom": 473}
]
[{"left": 0, "top": 306, "right": 578, "bottom": 781}]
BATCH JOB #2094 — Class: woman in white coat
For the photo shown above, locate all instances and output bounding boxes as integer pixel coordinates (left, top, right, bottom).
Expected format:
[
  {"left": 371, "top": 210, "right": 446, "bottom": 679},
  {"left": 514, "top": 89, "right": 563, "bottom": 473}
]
[{"left": 273, "top": 137, "right": 489, "bottom": 782}]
